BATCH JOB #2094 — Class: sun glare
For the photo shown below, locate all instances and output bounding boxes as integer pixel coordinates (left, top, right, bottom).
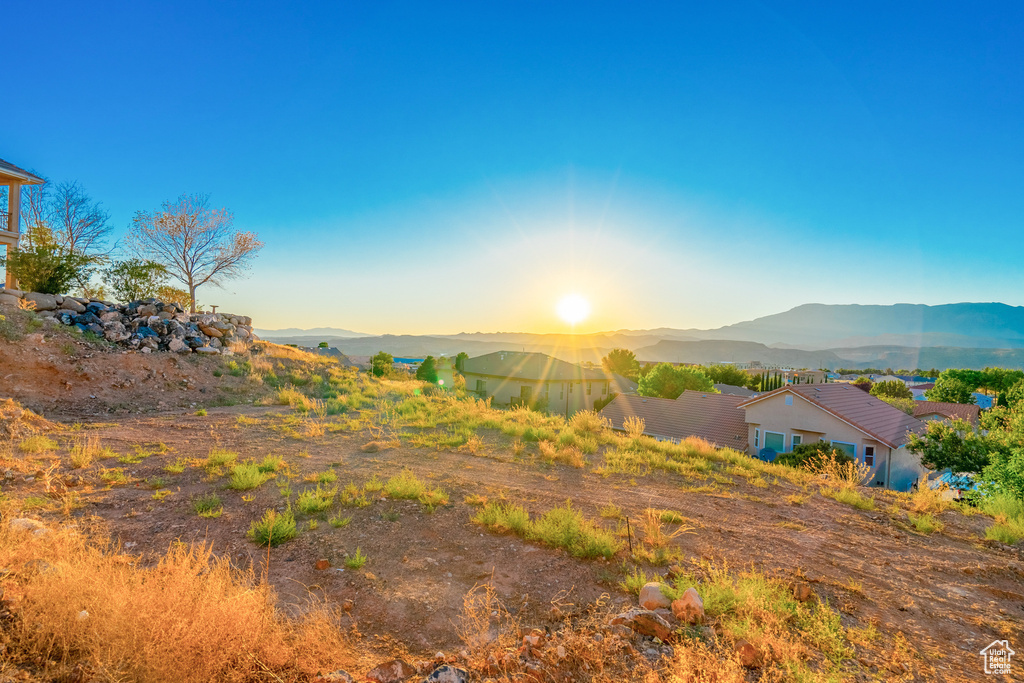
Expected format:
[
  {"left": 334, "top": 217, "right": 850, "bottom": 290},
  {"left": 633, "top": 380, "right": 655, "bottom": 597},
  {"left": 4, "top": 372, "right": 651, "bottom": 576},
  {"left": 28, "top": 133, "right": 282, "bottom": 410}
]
[{"left": 556, "top": 294, "right": 591, "bottom": 326}]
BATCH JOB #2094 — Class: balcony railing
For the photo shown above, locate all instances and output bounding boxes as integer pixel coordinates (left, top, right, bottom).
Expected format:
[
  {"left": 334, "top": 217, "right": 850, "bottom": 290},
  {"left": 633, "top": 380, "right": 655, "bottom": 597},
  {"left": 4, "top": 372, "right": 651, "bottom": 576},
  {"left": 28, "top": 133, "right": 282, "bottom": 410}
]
[{"left": 0, "top": 212, "right": 8, "bottom": 231}]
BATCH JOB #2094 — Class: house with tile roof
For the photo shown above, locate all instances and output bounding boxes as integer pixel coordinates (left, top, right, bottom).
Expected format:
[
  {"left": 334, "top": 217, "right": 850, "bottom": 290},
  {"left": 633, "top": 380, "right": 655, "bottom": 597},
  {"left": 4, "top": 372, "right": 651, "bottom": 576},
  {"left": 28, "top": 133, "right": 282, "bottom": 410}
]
[
  {"left": 599, "top": 391, "right": 749, "bottom": 450},
  {"left": 461, "top": 351, "right": 634, "bottom": 416},
  {"left": 912, "top": 400, "right": 981, "bottom": 426},
  {"left": 737, "top": 383, "right": 929, "bottom": 491}
]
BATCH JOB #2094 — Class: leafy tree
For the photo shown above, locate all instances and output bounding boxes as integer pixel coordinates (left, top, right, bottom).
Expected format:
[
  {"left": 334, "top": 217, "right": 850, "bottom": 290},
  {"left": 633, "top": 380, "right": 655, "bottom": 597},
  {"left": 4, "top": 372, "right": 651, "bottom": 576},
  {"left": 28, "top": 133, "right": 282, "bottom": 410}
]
[
  {"left": 925, "top": 373, "right": 977, "bottom": 405},
  {"left": 775, "top": 440, "right": 853, "bottom": 469},
  {"left": 700, "top": 364, "right": 749, "bottom": 387},
  {"left": 637, "top": 364, "right": 715, "bottom": 399},
  {"left": 980, "top": 368, "right": 1024, "bottom": 394},
  {"left": 602, "top": 348, "right": 639, "bottom": 381},
  {"left": 454, "top": 351, "right": 469, "bottom": 373},
  {"left": 981, "top": 448, "right": 1024, "bottom": 501},
  {"left": 371, "top": 351, "right": 394, "bottom": 377},
  {"left": 852, "top": 376, "right": 873, "bottom": 393},
  {"left": 870, "top": 380, "right": 913, "bottom": 400},
  {"left": 416, "top": 355, "right": 438, "bottom": 383},
  {"left": 128, "top": 193, "right": 263, "bottom": 312},
  {"left": 1003, "top": 379, "right": 1024, "bottom": 409},
  {"left": 318, "top": 341, "right": 329, "bottom": 349},
  {"left": 0, "top": 240, "right": 95, "bottom": 295},
  {"left": 103, "top": 259, "right": 168, "bottom": 303},
  {"left": 155, "top": 285, "right": 192, "bottom": 309},
  {"left": 877, "top": 395, "right": 916, "bottom": 415},
  {"left": 906, "top": 418, "right": 993, "bottom": 474}
]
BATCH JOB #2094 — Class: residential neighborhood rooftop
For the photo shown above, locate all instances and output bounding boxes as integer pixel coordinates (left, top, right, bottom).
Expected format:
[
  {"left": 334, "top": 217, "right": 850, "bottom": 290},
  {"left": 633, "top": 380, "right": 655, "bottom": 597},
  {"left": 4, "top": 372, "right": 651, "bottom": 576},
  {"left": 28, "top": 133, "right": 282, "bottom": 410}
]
[
  {"left": 912, "top": 400, "right": 981, "bottom": 425},
  {"left": 738, "top": 383, "right": 927, "bottom": 449},
  {"left": 599, "top": 390, "right": 749, "bottom": 450},
  {"left": 461, "top": 350, "right": 609, "bottom": 382}
]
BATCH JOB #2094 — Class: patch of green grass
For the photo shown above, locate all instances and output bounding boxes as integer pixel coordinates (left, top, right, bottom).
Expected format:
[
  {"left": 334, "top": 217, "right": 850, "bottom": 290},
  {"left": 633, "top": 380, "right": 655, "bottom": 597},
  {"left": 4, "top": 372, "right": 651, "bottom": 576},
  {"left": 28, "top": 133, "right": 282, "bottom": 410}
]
[
  {"left": 164, "top": 458, "right": 189, "bottom": 474},
  {"left": 329, "top": 513, "right": 352, "bottom": 528},
  {"left": 363, "top": 475, "right": 384, "bottom": 493},
  {"left": 229, "top": 462, "right": 275, "bottom": 490},
  {"left": 344, "top": 547, "right": 368, "bottom": 569},
  {"left": 296, "top": 484, "right": 337, "bottom": 515},
  {"left": 257, "top": 454, "right": 285, "bottom": 473},
  {"left": 193, "top": 493, "right": 223, "bottom": 518},
  {"left": 908, "top": 512, "right": 944, "bottom": 534},
  {"left": 473, "top": 500, "right": 621, "bottom": 559},
  {"left": 657, "top": 509, "right": 686, "bottom": 524},
  {"left": 823, "top": 487, "right": 875, "bottom": 510},
  {"left": 247, "top": 507, "right": 297, "bottom": 546},
  {"left": 306, "top": 469, "right": 337, "bottom": 484},
  {"left": 384, "top": 469, "right": 426, "bottom": 500},
  {"left": 99, "top": 468, "right": 129, "bottom": 486},
  {"left": 19, "top": 436, "right": 57, "bottom": 454},
  {"left": 206, "top": 448, "right": 238, "bottom": 469},
  {"left": 599, "top": 503, "right": 623, "bottom": 519},
  {"left": 619, "top": 565, "right": 656, "bottom": 595},
  {"left": 195, "top": 408, "right": 208, "bottom": 416},
  {"left": 339, "top": 483, "right": 371, "bottom": 508}
]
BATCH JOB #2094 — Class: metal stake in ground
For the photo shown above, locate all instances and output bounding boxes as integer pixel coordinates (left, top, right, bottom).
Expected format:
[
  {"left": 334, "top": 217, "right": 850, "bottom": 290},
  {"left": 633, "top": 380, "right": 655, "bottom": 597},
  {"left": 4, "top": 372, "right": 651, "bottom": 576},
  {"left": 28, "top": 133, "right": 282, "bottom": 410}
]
[{"left": 626, "top": 516, "right": 633, "bottom": 555}]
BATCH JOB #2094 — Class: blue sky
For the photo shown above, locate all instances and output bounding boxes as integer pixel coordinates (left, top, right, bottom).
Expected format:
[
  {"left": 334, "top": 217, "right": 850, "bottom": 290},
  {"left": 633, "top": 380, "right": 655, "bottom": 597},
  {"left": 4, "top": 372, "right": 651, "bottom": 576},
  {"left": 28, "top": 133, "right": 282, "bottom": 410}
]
[{"left": 5, "top": 2, "right": 1023, "bottom": 333}]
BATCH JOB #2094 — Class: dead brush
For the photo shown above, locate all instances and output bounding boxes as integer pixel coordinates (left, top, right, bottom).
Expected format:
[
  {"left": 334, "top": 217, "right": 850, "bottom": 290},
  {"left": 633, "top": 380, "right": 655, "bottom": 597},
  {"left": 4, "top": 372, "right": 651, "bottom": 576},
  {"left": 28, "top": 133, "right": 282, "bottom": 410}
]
[
  {"left": 907, "top": 482, "right": 952, "bottom": 515},
  {"left": 623, "top": 415, "right": 645, "bottom": 439},
  {"left": 639, "top": 507, "right": 694, "bottom": 549},
  {"left": 808, "top": 451, "right": 872, "bottom": 489},
  {"left": 461, "top": 434, "right": 485, "bottom": 456},
  {"left": 538, "top": 440, "right": 585, "bottom": 468},
  {"left": 69, "top": 435, "right": 105, "bottom": 469},
  {"left": 0, "top": 526, "right": 359, "bottom": 682}
]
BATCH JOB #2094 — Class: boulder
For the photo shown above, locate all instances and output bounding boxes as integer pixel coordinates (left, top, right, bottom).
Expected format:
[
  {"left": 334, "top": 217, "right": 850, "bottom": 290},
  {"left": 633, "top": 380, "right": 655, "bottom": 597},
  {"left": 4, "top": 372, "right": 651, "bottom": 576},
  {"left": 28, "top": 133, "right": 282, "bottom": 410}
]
[
  {"left": 313, "top": 672, "right": 354, "bottom": 683},
  {"left": 58, "top": 298, "right": 86, "bottom": 313},
  {"left": 0, "top": 293, "right": 21, "bottom": 307},
  {"left": 168, "top": 338, "right": 190, "bottom": 353},
  {"left": 24, "top": 292, "right": 58, "bottom": 311},
  {"left": 3, "top": 288, "right": 24, "bottom": 297},
  {"left": 639, "top": 582, "right": 672, "bottom": 610},
  {"left": 195, "top": 347, "right": 220, "bottom": 355},
  {"left": 366, "top": 659, "right": 416, "bottom": 683},
  {"left": 424, "top": 666, "right": 469, "bottom": 683},
  {"left": 136, "top": 304, "right": 158, "bottom": 317},
  {"left": 9, "top": 518, "right": 47, "bottom": 535},
  {"left": 609, "top": 608, "right": 672, "bottom": 642},
  {"left": 671, "top": 587, "right": 704, "bottom": 624},
  {"left": 200, "top": 325, "right": 223, "bottom": 338},
  {"left": 791, "top": 581, "right": 816, "bottom": 603},
  {"left": 735, "top": 639, "right": 763, "bottom": 668}
]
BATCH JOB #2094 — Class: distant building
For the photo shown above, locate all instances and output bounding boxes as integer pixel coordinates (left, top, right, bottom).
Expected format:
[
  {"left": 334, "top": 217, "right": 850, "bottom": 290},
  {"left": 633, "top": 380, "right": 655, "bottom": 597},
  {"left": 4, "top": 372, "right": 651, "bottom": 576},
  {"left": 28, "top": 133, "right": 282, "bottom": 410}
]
[
  {"left": 461, "top": 351, "right": 627, "bottom": 416},
  {"left": 714, "top": 383, "right": 758, "bottom": 398},
  {"left": 600, "top": 391, "right": 749, "bottom": 450},
  {"left": 912, "top": 401, "right": 981, "bottom": 426}
]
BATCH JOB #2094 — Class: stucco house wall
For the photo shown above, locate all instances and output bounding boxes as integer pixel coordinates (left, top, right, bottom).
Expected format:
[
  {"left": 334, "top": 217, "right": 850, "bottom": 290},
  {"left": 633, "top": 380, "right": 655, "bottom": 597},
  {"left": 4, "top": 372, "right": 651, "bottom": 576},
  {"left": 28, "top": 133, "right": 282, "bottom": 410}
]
[{"left": 743, "top": 392, "right": 895, "bottom": 487}]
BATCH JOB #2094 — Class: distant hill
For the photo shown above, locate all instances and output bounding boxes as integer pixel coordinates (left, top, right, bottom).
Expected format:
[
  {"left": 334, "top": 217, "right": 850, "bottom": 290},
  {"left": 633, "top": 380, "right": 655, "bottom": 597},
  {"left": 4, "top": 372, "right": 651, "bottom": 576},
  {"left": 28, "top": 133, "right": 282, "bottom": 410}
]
[
  {"left": 255, "top": 327, "right": 372, "bottom": 339},
  {"left": 681, "top": 303, "right": 1024, "bottom": 348}
]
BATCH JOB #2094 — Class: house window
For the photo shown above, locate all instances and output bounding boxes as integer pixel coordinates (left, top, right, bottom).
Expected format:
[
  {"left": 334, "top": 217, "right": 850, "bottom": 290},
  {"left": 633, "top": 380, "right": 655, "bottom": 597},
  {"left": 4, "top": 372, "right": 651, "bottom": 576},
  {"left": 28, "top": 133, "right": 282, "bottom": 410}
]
[
  {"left": 475, "top": 379, "right": 486, "bottom": 394},
  {"left": 785, "top": 395, "right": 793, "bottom": 406},
  {"left": 791, "top": 434, "right": 802, "bottom": 449},
  {"left": 830, "top": 441, "right": 856, "bottom": 458},
  {"left": 587, "top": 382, "right": 592, "bottom": 395},
  {"left": 520, "top": 386, "right": 532, "bottom": 402},
  {"left": 863, "top": 446, "right": 875, "bottom": 467},
  {"left": 754, "top": 429, "right": 760, "bottom": 448},
  {"left": 764, "top": 432, "right": 785, "bottom": 452},
  {"left": 569, "top": 382, "right": 574, "bottom": 393}
]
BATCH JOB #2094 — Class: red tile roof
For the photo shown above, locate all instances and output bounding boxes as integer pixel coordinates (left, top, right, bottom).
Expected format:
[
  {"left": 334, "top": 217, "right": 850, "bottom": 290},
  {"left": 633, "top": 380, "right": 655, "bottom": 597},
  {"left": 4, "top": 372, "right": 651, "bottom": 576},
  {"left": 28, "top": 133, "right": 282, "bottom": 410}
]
[
  {"left": 599, "top": 391, "right": 748, "bottom": 450},
  {"left": 738, "top": 383, "right": 926, "bottom": 448},
  {"left": 913, "top": 401, "right": 981, "bottom": 426}
]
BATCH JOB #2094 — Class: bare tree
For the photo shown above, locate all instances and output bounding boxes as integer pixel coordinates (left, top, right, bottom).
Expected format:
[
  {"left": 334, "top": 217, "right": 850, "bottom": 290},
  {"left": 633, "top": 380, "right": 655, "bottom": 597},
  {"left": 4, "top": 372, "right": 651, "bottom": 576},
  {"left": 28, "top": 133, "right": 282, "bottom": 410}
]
[
  {"left": 128, "top": 193, "right": 263, "bottom": 312},
  {"left": 49, "top": 180, "right": 111, "bottom": 254}
]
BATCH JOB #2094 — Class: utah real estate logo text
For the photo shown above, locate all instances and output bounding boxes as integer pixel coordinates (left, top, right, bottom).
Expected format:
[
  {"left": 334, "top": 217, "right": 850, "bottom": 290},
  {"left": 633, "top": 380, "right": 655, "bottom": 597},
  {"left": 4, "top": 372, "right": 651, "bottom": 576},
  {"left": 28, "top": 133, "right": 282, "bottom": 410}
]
[{"left": 980, "top": 640, "right": 1015, "bottom": 675}]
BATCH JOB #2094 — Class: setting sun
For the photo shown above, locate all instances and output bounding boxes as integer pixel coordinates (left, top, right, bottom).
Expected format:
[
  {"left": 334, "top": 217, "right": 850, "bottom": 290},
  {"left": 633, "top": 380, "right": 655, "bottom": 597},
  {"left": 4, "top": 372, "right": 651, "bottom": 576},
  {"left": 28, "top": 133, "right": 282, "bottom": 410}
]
[{"left": 556, "top": 294, "right": 591, "bottom": 325}]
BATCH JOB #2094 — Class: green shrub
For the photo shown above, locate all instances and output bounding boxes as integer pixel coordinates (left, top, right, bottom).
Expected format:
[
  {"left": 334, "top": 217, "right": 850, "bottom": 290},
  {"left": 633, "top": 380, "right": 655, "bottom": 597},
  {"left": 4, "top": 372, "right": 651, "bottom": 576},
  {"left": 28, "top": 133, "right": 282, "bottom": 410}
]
[
  {"left": 296, "top": 484, "right": 336, "bottom": 514},
  {"left": 775, "top": 441, "right": 854, "bottom": 469},
  {"left": 344, "top": 547, "right": 368, "bottom": 569},
  {"left": 384, "top": 469, "right": 426, "bottom": 499},
  {"left": 908, "top": 512, "right": 943, "bottom": 534},
  {"left": 229, "top": 462, "right": 274, "bottom": 490},
  {"left": 193, "top": 493, "right": 223, "bottom": 518},
  {"left": 247, "top": 508, "right": 297, "bottom": 546},
  {"left": 0, "top": 243, "right": 95, "bottom": 294}
]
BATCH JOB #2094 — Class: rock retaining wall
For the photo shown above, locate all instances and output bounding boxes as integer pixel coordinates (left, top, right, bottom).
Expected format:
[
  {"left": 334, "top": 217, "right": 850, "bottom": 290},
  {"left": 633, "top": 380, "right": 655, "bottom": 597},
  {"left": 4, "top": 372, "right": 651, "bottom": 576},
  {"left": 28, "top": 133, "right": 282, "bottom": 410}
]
[{"left": 0, "top": 288, "right": 256, "bottom": 355}]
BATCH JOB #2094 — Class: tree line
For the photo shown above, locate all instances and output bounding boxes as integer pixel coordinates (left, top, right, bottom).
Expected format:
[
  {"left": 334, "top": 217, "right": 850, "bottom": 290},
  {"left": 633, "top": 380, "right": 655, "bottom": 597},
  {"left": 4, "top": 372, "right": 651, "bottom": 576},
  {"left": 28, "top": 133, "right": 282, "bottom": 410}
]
[{"left": 1, "top": 178, "right": 262, "bottom": 312}]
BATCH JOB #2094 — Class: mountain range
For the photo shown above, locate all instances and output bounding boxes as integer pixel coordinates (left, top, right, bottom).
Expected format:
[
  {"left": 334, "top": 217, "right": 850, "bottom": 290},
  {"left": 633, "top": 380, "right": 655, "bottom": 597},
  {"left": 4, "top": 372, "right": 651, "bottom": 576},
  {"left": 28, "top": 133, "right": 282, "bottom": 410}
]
[{"left": 257, "top": 302, "right": 1024, "bottom": 370}]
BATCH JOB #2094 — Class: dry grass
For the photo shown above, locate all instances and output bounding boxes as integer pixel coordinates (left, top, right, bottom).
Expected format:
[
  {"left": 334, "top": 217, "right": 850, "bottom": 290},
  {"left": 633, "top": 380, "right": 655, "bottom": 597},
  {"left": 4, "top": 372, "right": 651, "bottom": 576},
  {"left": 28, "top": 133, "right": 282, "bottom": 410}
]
[
  {"left": 0, "top": 521, "right": 355, "bottom": 682},
  {"left": 0, "top": 398, "right": 55, "bottom": 440}
]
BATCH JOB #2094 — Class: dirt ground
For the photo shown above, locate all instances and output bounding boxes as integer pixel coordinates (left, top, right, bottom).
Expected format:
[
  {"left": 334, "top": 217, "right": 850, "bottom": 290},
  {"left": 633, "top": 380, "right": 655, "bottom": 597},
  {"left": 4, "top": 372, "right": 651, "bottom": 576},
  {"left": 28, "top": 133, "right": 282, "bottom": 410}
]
[
  {"left": 0, "top": 403, "right": 1019, "bottom": 682},
  {"left": 1, "top": 325, "right": 1022, "bottom": 682}
]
